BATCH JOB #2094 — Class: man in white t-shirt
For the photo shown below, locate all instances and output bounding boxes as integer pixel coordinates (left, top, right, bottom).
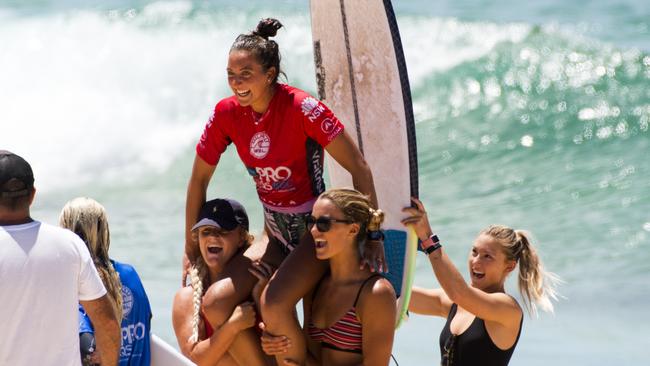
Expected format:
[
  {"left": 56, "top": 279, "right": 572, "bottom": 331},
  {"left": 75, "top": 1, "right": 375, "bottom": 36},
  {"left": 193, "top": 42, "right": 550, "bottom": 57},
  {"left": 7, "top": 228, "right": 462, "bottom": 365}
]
[{"left": 0, "top": 151, "right": 121, "bottom": 366}]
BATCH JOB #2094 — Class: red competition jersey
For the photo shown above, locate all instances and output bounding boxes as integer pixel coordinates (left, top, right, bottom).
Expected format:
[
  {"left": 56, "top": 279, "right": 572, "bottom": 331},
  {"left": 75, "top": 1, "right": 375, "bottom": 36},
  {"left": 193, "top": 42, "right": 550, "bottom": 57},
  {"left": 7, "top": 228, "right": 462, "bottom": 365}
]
[{"left": 196, "top": 84, "right": 345, "bottom": 211}]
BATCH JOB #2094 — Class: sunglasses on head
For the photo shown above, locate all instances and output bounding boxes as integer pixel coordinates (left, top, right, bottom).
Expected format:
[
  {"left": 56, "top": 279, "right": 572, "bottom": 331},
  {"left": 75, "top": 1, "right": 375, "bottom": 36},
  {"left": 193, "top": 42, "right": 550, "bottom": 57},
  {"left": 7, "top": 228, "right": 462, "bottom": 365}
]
[{"left": 305, "top": 215, "right": 353, "bottom": 232}]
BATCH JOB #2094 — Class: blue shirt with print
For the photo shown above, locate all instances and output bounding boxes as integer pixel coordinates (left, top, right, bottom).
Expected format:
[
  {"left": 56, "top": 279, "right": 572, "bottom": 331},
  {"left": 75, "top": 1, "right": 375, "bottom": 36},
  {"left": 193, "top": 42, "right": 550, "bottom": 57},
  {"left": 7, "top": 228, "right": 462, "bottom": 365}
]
[{"left": 79, "top": 260, "right": 152, "bottom": 366}]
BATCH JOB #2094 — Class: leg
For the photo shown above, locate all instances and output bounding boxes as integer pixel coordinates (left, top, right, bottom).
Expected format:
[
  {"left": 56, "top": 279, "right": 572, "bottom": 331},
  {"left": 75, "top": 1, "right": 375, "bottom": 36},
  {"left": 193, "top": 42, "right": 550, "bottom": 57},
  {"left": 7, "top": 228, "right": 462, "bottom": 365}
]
[
  {"left": 261, "top": 233, "right": 328, "bottom": 365},
  {"left": 203, "top": 239, "right": 285, "bottom": 328}
]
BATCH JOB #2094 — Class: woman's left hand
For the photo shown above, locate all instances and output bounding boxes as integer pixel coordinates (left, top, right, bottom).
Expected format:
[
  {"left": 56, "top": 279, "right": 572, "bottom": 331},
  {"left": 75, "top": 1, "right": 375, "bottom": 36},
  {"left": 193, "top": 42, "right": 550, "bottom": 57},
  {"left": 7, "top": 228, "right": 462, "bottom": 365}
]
[
  {"left": 401, "top": 197, "right": 434, "bottom": 241},
  {"left": 360, "top": 239, "right": 387, "bottom": 273}
]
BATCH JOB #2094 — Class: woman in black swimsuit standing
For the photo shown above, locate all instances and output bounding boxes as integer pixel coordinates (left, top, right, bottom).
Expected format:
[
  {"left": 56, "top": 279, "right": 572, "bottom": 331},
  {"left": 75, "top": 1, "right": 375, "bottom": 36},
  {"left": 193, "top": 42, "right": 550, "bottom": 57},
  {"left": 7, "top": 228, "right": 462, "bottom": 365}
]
[{"left": 402, "top": 198, "right": 560, "bottom": 366}]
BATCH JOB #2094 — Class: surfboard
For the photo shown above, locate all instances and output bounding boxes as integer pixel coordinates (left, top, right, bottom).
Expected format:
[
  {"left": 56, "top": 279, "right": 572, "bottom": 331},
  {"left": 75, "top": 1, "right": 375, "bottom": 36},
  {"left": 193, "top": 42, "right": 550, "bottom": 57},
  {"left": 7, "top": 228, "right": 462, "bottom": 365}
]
[
  {"left": 310, "top": 0, "right": 418, "bottom": 328},
  {"left": 151, "top": 334, "right": 196, "bottom": 366}
]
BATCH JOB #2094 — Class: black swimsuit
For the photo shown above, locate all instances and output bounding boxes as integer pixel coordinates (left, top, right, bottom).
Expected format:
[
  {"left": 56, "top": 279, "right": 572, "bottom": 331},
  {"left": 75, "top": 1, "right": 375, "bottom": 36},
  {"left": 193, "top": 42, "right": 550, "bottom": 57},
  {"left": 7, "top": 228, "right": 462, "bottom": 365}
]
[{"left": 439, "top": 304, "right": 523, "bottom": 366}]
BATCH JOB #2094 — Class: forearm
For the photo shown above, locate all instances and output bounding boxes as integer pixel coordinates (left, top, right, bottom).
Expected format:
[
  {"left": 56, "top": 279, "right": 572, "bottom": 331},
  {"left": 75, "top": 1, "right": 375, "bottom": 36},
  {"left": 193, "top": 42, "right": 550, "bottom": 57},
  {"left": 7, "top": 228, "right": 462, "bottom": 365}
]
[
  {"left": 189, "top": 322, "right": 240, "bottom": 365},
  {"left": 185, "top": 177, "right": 210, "bottom": 259},
  {"left": 350, "top": 161, "right": 378, "bottom": 208},
  {"left": 427, "top": 248, "right": 471, "bottom": 304},
  {"left": 94, "top": 320, "right": 121, "bottom": 366}
]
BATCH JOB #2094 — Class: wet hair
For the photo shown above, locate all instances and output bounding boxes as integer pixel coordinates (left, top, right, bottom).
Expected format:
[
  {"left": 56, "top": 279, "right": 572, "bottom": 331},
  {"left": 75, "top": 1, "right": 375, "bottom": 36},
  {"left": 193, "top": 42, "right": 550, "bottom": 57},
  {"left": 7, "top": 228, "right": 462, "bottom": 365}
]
[
  {"left": 59, "top": 197, "right": 123, "bottom": 321},
  {"left": 230, "top": 18, "right": 285, "bottom": 84},
  {"left": 480, "top": 225, "right": 561, "bottom": 316},
  {"left": 187, "top": 227, "right": 254, "bottom": 343},
  {"left": 318, "top": 188, "right": 384, "bottom": 245}
]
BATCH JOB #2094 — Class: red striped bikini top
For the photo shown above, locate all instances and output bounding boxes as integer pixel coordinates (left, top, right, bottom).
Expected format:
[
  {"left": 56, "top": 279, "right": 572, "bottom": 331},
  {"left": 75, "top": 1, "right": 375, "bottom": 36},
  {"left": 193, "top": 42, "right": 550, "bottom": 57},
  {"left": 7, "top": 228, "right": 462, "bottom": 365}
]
[{"left": 307, "top": 275, "right": 382, "bottom": 354}]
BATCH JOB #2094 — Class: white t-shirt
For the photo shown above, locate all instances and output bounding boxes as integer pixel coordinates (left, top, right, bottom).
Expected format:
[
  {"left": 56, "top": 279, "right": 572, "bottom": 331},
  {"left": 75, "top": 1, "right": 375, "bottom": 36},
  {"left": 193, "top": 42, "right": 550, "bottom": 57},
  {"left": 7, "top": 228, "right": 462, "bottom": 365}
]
[{"left": 0, "top": 220, "right": 107, "bottom": 366}]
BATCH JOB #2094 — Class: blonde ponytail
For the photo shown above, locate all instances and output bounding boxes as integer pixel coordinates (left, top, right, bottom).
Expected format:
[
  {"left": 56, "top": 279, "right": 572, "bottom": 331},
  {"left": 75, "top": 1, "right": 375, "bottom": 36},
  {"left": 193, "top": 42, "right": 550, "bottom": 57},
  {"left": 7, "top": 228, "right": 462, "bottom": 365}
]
[
  {"left": 514, "top": 230, "right": 561, "bottom": 316},
  {"left": 481, "top": 225, "right": 561, "bottom": 316}
]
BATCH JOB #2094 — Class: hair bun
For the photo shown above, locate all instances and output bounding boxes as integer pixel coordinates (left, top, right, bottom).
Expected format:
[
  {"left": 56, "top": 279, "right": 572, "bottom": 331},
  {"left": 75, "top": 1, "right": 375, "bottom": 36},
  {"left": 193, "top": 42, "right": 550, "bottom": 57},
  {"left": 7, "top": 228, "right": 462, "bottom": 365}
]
[{"left": 253, "top": 18, "right": 283, "bottom": 39}]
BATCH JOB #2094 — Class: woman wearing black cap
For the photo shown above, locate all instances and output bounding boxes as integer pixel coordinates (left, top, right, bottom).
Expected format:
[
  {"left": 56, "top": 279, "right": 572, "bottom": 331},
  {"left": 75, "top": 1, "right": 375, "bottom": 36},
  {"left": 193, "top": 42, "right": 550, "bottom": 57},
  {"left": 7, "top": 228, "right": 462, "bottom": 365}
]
[{"left": 173, "top": 198, "right": 268, "bottom": 365}]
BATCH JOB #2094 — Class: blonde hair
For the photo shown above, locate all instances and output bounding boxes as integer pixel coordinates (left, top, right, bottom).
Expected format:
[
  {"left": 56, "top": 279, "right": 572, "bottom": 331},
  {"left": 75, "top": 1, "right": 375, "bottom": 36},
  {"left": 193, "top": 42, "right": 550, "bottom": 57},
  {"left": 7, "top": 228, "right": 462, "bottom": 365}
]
[
  {"left": 187, "top": 226, "right": 254, "bottom": 343},
  {"left": 481, "top": 225, "right": 561, "bottom": 316},
  {"left": 318, "top": 188, "right": 384, "bottom": 245},
  {"left": 59, "top": 197, "right": 123, "bottom": 321}
]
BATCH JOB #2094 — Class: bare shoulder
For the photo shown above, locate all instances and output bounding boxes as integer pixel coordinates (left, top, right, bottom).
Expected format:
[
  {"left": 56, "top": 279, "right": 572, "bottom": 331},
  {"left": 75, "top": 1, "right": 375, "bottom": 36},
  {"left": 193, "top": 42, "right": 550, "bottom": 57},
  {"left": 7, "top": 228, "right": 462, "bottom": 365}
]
[
  {"left": 173, "top": 286, "right": 194, "bottom": 313},
  {"left": 360, "top": 276, "right": 397, "bottom": 309},
  {"left": 357, "top": 276, "right": 397, "bottom": 326},
  {"left": 370, "top": 276, "right": 397, "bottom": 298}
]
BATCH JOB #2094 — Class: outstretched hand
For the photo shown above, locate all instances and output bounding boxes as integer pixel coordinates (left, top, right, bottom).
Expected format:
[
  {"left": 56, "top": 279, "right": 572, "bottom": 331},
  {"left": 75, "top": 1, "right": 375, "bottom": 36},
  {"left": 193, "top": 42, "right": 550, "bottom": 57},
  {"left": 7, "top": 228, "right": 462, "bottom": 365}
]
[{"left": 401, "top": 197, "right": 434, "bottom": 241}]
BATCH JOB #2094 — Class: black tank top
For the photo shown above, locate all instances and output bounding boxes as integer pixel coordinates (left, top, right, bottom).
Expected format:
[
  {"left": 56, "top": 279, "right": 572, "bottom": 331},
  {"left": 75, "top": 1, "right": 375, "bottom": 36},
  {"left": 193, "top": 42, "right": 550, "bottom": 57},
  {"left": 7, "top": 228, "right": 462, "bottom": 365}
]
[{"left": 439, "top": 304, "right": 523, "bottom": 366}]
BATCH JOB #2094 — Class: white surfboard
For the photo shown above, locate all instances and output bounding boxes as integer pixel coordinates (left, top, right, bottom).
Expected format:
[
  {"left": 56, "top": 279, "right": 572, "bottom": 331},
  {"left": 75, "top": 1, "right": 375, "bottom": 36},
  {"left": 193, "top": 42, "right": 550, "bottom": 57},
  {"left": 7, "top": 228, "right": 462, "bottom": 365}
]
[
  {"left": 151, "top": 334, "right": 196, "bottom": 366},
  {"left": 310, "top": 0, "right": 419, "bottom": 328}
]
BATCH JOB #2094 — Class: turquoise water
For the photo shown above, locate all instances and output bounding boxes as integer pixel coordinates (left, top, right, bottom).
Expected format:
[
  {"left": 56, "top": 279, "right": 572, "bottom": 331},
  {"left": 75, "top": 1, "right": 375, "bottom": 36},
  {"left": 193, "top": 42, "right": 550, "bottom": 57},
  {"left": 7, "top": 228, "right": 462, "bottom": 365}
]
[{"left": 2, "top": 1, "right": 649, "bottom": 364}]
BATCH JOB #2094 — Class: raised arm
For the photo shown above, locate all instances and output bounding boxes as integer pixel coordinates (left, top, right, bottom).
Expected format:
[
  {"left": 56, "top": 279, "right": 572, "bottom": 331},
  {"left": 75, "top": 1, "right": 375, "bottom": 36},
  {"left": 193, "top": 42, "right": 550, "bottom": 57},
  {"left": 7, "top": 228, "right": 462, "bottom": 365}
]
[
  {"left": 325, "top": 131, "right": 377, "bottom": 207},
  {"left": 80, "top": 294, "right": 121, "bottom": 366},
  {"left": 402, "top": 198, "right": 521, "bottom": 326},
  {"left": 326, "top": 131, "right": 386, "bottom": 271},
  {"left": 185, "top": 156, "right": 216, "bottom": 261}
]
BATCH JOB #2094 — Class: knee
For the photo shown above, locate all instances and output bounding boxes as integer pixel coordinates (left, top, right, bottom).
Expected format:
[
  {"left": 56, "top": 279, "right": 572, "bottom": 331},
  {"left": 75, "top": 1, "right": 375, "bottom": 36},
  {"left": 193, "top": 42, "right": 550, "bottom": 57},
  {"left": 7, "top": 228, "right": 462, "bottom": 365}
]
[{"left": 202, "top": 285, "right": 236, "bottom": 327}]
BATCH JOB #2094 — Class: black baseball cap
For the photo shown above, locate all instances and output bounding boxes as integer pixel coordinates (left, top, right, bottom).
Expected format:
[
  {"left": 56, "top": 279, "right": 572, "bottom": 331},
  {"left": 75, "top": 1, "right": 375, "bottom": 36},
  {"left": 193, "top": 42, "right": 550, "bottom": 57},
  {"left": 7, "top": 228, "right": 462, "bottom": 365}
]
[
  {"left": 192, "top": 198, "right": 249, "bottom": 231},
  {"left": 0, "top": 151, "right": 34, "bottom": 199}
]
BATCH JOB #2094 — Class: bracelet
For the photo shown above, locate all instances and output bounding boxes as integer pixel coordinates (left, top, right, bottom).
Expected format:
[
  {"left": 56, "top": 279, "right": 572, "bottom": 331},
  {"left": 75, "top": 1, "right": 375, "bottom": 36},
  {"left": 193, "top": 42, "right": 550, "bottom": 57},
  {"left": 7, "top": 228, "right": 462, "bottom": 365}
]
[
  {"left": 420, "top": 234, "right": 439, "bottom": 250},
  {"left": 425, "top": 242, "right": 442, "bottom": 255},
  {"left": 366, "top": 230, "right": 385, "bottom": 241}
]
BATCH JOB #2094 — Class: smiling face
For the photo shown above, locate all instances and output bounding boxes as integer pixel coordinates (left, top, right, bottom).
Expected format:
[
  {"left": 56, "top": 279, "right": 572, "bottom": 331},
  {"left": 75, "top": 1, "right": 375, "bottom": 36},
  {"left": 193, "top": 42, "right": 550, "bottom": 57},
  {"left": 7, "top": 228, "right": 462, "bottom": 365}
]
[
  {"left": 468, "top": 234, "right": 516, "bottom": 292},
  {"left": 227, "top": 49, "right": 276, "bottom": 113},
  {"left": 310, "top": 198, "right": 359, "bottom": 260},
  {"left": 197, "top": 225, "right": 244, "bottom": 274}
]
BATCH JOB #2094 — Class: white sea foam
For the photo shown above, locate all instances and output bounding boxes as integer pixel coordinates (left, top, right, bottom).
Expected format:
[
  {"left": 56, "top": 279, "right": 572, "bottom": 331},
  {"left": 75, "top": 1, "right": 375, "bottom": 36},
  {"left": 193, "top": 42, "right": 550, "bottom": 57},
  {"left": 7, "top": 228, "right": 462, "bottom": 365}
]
[{"left": 399, "top": 17, "right": 531, "bottom": 87}]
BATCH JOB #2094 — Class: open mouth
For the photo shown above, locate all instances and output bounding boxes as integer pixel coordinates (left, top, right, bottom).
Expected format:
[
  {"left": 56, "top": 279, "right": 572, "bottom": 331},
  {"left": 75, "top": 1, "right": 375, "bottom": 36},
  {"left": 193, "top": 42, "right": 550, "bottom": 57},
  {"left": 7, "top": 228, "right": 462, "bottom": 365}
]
[
  {"left": 207, "top": 246, "right": 223, "bottom": 254},
  {"left": 314, "top": 239, "right": 327, "bottom": 249},
  {"left": 472, "top": 270, "right": 485, "bottom": 279},
  {"left": 236, "top": 89, "right": 251, "bottom": 97}
]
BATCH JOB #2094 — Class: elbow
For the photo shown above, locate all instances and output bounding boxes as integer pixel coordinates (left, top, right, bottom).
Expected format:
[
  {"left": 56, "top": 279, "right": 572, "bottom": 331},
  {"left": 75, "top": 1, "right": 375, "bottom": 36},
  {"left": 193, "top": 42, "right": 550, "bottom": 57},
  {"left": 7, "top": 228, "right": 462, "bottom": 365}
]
[{"left": 443, "top": 284, "right": 470, "bottom": 306}]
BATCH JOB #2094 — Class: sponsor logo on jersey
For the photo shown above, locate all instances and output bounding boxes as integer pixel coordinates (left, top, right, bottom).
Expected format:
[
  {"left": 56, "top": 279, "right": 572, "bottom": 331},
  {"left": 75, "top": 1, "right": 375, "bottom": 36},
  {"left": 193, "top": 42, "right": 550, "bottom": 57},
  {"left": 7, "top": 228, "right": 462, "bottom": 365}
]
[
  {"left": 249, "top": 166, "right": 295, "bottom": 192},
  {"left": 250, "top": 132, "right": 271, "bottom": 159},
  {"left": 321, "top": 118, "right": 335, "bottom": 134},
  {"left": 327, "top": 125, "right": 343, "bottom": 141},
  {"left": 121, "top": 322, "right": 147, "bottom": 344},
  {"left": 121, "top": 286, "right": 134, "bottom": 318},
  {"left": 306, "top": 140, "right": 325, "bottom": 195},
  {"left": 301, "top": 96, "right": 319, "bottom": 116},
  {"left": 308, "top": 105, "right": 325, "bottom": 123}
]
